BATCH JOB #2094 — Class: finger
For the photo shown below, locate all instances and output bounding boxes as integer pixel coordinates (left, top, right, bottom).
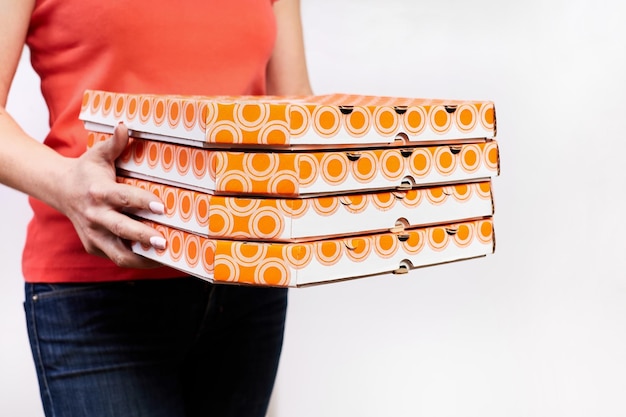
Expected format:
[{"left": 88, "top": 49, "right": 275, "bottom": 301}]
[
  {"left": 97, "top": 210, "right": 167, "bottom": 250},
  {"left": 88, "top": 181, "right": 165, "bottom": 214},
  {"left": 91, "top": 122, "right": 130, "bottom": 163},
  {"left": 96, "top": 235, "right": 164, "bottom": 269}
]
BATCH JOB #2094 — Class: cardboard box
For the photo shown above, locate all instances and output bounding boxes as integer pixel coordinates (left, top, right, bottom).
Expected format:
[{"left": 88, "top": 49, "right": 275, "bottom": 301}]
[
  {"left": 79, "top": 90, "right": 501, "bottom": 287},
  {"left": 90, "top": 133, "right": 499, "bottom": 197},
  {"left": 121, "top": 177, "right": 494, "bottom": 242},
  {"left": 135, "top": 218, "right": 495, "bottom": 287},
  {"left": 80, "top": 90, "right": 496, "bottom": 148}
]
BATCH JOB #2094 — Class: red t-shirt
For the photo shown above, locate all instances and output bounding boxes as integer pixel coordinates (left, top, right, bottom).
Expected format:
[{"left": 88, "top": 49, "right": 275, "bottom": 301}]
[{"left": 23, "top": 0, "right": 277, "bottom": 283}]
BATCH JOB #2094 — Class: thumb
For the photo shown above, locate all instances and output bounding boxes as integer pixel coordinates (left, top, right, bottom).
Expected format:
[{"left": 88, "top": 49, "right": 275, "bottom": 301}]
[{"left": 93, "top": 122, "right": 130, "bottom": 163}]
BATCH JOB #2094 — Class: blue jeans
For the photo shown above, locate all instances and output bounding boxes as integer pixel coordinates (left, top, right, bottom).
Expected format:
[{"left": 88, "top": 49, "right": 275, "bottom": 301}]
[{"left": 24, "top": 278, "right": 288, "bottom": 417}]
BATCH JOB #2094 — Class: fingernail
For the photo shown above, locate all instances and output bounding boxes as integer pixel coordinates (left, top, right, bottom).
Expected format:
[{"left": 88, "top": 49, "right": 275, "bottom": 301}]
[
  {"left": 150, "top": 236, "right": 167, "bottom": 250},
  {"left": 149, "top": 201, "right": 165, "bottom": 215}
]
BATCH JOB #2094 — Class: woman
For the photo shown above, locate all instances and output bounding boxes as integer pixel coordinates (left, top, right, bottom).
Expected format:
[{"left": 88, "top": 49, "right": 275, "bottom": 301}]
[{"left": 0, "top": 0, "right": 312, "bottom": 416}]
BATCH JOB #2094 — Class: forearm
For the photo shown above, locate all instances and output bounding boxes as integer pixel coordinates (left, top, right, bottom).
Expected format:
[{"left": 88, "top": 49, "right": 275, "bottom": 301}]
[
  {"left": 267, "top": 0, "right": 313, "bottom": 96},
  {"left": 0, "top": 108, "right": 168, "bottom": 266},
  {"left": 0, "top": 106, "right": 70, "bottom": 212}
]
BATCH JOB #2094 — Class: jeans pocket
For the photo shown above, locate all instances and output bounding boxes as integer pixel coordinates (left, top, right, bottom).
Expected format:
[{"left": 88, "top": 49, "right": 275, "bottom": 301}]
[{"left": 28, "top": 281, "right": 132, "bottom": 301}]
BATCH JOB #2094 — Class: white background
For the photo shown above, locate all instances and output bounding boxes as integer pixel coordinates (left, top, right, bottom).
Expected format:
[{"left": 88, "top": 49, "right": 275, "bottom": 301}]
[{"left": 2, "top": 0, "right": 626, "bottom": 416}]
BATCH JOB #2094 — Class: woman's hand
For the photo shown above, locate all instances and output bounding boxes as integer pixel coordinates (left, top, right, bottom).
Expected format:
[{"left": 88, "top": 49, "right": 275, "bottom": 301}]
[
  {"left": 59, "top": 123, "right": 167, "bottom": 268},
  {"left": 1, "top": 0, "right": 164, "bottom": 269}
]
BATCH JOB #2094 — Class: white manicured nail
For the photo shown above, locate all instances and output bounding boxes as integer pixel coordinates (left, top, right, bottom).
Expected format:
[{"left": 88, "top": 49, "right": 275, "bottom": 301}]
[
  {"left": 149, "top": 201, "right": 165, "bottom": 215},
  {"left": 150, "top": 236, "right": 167, "bottom": 250}
]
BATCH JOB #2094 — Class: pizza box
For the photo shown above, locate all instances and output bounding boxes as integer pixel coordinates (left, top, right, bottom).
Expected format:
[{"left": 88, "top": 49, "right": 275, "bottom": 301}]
[
  {"left": 89, "top": 132, "right": 499, "bottom": 197},
  {"left": 134, "top": 218, "right": 496, "bottom": 287},
  {"left": 80, "top": 90, "right": 496, "bottom": 148},
  {"left": 121, "top": 176, "right": 494, "bottom": 242}
]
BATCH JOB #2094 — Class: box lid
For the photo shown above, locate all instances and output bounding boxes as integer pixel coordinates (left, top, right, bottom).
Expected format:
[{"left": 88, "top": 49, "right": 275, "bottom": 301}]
[
  {"left": 122, "top": 176, "right": 494, "bottom": 242},
  {"left": 90, "top": 133, "right": 499, "bottom": 197},
  {"left": 80, "top": 90, "right": 496, "bottom": 148},
  {"left": 134, "top": 218, "right": 495, "bottom": 287}
]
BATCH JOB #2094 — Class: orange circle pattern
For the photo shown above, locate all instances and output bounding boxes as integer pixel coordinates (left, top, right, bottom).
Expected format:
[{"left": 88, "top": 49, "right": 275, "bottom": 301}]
[
  {"left": 344, "top": 237, "right": 372, "bottom": 262},
  {"left": 281, "top": 101, "right": 495, "bottom": 141},
  {"left": 91, "top": 131, "right": 498, "bottom": 197},
  {"left": 119, "top": 176, "right": 493, "bottom": 241},
  {"left": 297, "top": 143, "right": 497, "bottom": 190},
  {"left": 86, "top": 94, "right": 500, "bottom": 287},
  {"left": 83, "top": 91, "right": 496, "bottom": 146},
  {"left": 143, "top": 218, "right": 493, "bottom": 287},
  {"left": 86, "top": 131, "right": 108, "bottom": 149}
]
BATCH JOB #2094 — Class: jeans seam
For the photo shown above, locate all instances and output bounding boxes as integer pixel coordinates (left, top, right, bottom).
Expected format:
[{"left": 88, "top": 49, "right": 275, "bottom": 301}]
[
  {"left": 192, "top": 284, "right": 217, "bottom": 343},
  {"left": 29, "top": 292, "right": 57, "bottom": 417}
]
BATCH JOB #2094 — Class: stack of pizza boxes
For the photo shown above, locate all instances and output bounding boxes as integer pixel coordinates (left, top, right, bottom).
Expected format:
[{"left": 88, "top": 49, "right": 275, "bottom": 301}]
[{"left": 80, "top": 91, "right": 499, "bottom": 287}]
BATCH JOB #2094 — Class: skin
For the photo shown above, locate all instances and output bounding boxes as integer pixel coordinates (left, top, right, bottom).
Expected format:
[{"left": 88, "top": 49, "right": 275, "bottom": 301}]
[{"left": 0, "top": 0, "right": 312, "bottom": 269}]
